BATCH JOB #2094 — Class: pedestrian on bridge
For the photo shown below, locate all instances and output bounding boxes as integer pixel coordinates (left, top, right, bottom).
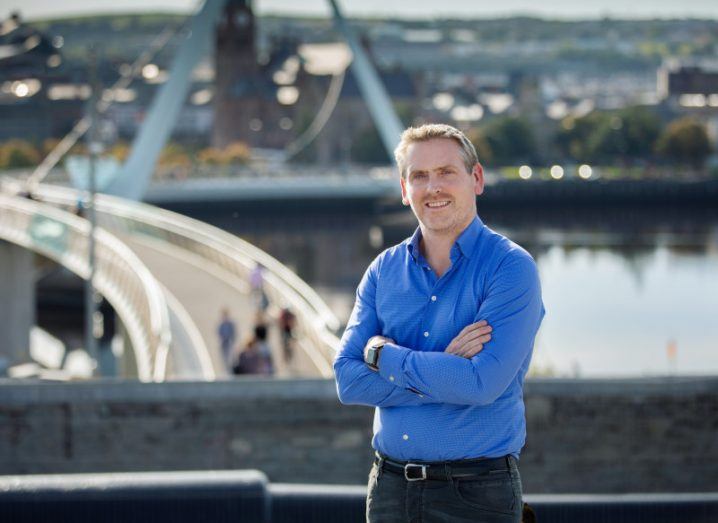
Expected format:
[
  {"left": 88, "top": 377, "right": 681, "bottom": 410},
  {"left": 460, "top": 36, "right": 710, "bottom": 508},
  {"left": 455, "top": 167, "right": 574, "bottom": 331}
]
[
  {"left": 232, "top": 324, "right": 274, "bottom": 377},
  {"left": 278, "top": 307, "right": 296, "bottom": 363},
  {"left": 249, "top": 263, "right": 269, "bottom": 311},
  {"left": 217, "top": 308, "right": 237, "bottom": 369},
  {"left": 334, "top": 124, "right": 544, "bottom": 523}
]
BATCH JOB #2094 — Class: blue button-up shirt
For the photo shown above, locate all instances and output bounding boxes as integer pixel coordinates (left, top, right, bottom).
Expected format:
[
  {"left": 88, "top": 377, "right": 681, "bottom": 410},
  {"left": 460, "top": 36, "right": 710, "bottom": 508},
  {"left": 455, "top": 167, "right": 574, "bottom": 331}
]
[{"left": 334, "top": 216, "right": 544, "bottom": 461}]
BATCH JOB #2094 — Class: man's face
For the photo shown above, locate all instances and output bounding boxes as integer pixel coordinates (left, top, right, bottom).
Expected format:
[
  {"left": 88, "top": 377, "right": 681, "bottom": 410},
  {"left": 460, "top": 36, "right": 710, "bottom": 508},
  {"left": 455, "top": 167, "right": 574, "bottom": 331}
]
[{"left": 400, "top": 138, "right": 484, "bottom": 237}]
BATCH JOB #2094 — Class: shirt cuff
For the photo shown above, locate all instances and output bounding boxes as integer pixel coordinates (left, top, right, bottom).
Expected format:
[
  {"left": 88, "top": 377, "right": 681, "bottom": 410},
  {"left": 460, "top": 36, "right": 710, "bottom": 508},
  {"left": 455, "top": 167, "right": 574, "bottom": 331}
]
[{"left": 378, "top": 342, "right": 409, "bottom": 388}]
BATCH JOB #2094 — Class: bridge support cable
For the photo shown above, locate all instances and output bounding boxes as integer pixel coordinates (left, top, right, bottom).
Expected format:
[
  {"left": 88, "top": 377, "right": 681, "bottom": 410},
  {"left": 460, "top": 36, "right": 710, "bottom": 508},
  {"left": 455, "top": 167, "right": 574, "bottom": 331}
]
[
  {"left": 283, "top": 69, "right": 347, "bottom": 161},
  {"left": 106, "top": 0, "right": 225, "bottom": 200},
  {"left": 24, "top": 24, "right": 181, "bottom": 193},
  {"left": 327, "top": 0, "right": 404, "bottom": 158}
]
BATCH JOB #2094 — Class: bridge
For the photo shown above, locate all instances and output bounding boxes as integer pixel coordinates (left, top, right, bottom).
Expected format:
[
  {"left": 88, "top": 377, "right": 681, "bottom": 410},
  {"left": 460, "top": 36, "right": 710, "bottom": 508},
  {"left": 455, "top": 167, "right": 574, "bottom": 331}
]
[
  {"left": 0, "top": 0, "right": 400, "bottom": 381},
  {"left": 1, "top": 178, "right": 340, "bottom": 381}
]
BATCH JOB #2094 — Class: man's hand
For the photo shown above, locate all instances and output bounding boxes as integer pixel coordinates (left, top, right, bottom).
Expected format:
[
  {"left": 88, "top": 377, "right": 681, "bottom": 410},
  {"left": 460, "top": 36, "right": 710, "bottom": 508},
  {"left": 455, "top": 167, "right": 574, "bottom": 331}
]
[
  {"left": 445, "top": 320, "right": 492, "bottom": 358},
  {"left": 363, "top": 335, "right": 395, "bottom": 368}
]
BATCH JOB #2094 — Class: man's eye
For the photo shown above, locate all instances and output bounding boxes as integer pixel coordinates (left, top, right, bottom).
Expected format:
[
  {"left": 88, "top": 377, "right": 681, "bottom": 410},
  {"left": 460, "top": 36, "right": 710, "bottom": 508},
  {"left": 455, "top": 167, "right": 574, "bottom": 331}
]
[{"left": 413, "top": 173, "right": 428, "bottom": 180}]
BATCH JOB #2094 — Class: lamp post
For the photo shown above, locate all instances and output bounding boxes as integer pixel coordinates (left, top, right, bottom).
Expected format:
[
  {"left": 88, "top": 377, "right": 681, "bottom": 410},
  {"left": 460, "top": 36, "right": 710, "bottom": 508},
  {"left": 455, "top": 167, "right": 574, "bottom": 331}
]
[{"left": 84, "top": 47, "right": 100, "bottom": 370}]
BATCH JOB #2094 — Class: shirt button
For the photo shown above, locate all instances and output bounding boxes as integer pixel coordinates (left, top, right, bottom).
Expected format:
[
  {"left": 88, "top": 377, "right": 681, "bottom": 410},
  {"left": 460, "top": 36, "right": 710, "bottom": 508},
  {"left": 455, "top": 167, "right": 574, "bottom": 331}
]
[
  {"left": 423, "top": 331, "right": 429, "bottom": 337},
  {"left": 431, "top": 295, "right": 437, "bottom": 302},
  {"left": 403, "top": 434, "right": 409, "bottom": 441},
  {"left": 389, "top": 375, "right": 395, "bottom": 382}
]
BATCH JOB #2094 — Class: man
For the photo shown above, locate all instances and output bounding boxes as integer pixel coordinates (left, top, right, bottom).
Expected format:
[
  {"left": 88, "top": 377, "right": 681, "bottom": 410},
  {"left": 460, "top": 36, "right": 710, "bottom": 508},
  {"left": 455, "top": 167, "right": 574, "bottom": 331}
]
[
  {"left": 334, "top": 124, "right": 544, "bottom": 522},
  {"left": 217, "top": 308, "right": 237, "bottom": 369}
]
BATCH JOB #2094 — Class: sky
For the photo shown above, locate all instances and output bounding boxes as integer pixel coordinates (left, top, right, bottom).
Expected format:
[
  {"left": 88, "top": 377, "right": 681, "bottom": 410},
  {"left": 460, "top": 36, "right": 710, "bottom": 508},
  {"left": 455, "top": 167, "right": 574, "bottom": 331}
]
[{"left": 6, "top": 0, "right": 718, "bottom": 21}]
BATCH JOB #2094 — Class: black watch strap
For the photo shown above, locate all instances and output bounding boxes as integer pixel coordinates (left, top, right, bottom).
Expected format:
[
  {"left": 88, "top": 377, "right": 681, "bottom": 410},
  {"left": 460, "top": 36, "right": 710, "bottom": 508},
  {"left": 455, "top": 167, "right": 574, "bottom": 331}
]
[{"left": 366, "top": 340, "right": 385, "bottom": 370}]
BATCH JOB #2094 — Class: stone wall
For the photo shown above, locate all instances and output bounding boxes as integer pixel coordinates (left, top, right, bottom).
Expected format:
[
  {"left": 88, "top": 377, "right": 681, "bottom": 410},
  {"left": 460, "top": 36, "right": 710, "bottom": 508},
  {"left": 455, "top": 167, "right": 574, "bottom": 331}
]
[{"left": 0, "top": 377, "right": 716, "bottom": 493}]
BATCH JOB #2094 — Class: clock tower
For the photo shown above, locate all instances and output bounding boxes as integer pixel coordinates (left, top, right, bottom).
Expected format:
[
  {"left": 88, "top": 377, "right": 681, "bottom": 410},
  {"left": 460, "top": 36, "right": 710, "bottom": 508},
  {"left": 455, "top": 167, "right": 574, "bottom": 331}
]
[{"left": 212, "top": 0, "right": 260, "bottom": 148}]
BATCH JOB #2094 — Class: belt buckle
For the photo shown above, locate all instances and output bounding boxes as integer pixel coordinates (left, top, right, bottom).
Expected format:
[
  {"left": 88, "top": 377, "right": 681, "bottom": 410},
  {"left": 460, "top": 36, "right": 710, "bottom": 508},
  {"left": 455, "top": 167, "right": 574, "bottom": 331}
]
[{"left": 404, "top": 463, "right": 427, "bottom": 481}]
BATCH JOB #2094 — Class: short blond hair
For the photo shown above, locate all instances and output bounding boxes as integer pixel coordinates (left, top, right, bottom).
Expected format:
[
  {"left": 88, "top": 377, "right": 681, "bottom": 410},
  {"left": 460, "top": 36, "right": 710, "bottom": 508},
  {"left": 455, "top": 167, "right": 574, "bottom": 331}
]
[{"left": 394, "top": 124, "right": 479, "bottom": 178}]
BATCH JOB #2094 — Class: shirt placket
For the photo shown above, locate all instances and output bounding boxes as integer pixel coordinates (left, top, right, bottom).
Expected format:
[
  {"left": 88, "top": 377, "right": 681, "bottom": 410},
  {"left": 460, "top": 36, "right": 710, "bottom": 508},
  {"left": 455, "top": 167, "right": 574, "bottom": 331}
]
[
  {"left": 397, "top": 251, "right": 461, "bottom": 454},
  {"left": 418, "top": 252, "right": 460, "bottom": 349}
]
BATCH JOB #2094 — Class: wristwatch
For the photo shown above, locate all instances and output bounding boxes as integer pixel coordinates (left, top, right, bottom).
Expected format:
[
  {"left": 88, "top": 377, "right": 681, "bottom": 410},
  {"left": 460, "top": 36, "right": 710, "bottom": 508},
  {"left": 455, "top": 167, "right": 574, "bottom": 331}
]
[{"left": 365, "top": 338, "right": 385, "bottom": 371}]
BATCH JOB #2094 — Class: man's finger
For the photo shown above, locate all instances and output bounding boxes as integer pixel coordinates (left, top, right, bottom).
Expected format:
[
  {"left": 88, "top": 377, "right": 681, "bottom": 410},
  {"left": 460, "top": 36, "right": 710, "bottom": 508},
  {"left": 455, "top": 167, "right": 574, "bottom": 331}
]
[
  {"left": 455, "top": 326, "right": 492, "bottom": 347},
  {"left": 456, "top": 343, "right": 484, "bottom": 359},
  {"left": 457, "top": 334, "right": 493, "bottom": 357},
  {"left": 452, "top": 321, "right": 490, "bottom": 346},
  {"left": 451, "top": 330, "right": 492, "bottom": 355},
  {"left": 458, "top": 342, "right": 484, "bottom": 359},
  {"left": 458, "top": 320, "right": 487, "bottom": 337},
  {"left": 446, "top": 325, "right": 491, "bottom": 355}
]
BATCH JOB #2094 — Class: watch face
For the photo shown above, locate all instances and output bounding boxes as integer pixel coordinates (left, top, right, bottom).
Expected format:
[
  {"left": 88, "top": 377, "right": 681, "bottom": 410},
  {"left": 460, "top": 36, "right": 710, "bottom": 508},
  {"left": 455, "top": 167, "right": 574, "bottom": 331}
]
[{"left": 367, "top": 347, "right": 379, "bottom": 366}]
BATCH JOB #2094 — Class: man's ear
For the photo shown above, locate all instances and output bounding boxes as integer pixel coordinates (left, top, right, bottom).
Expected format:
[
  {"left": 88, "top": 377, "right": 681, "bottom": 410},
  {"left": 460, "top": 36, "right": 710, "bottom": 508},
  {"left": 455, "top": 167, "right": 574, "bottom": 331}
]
[
  {"left": 472, "top": 163, "right": 485, "bottom": 196},
  {"left": 400, "top": 175, "right": 409, "bottom": 205}
]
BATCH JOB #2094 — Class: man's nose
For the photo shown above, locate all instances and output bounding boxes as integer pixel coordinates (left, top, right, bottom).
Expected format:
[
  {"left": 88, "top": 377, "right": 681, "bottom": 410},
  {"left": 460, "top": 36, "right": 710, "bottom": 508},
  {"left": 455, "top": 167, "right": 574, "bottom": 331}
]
[{"left": 427, "top": 175, "right": 443, "bottom": 193}]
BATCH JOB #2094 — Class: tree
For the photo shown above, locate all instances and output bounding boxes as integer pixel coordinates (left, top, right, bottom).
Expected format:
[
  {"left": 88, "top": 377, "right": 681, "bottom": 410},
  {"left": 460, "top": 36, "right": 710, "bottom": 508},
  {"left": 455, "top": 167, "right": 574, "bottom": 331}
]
[
  {"left": 108, "top": 142, "right": 131, "bottom": 162},
  {"left": 556, "top": 107, "right": 661, "bottom": 164},
  {"left": 478, "top": 116, "right": 536, "bottom": 166},
  {"left": 465, "top": 127, "right": 493, "bottom": 165},
  {"left": 0, "top": 140, "right": 41, "bottom": 169},
  {"left": 656, "top": 118, "right": 712, "bottom": 169},
  {"left": 159, "top": 142, "right": 191, "bottom": 168},
  {"left": 555, "top": 112, "right": 608, "bottom": 161},
  {"left": 589, "top": 107, "right": 661, "bottom": 162},
  {"left": 223, "top": 142, "right": 251, "bottom": 164}
]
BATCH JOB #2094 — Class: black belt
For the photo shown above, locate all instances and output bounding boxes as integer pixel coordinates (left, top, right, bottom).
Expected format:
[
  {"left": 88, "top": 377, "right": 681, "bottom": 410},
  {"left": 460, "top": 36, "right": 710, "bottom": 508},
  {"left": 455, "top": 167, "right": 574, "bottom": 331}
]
[{"left": 375, "top": 452, "right": 514, "bottom": 482}]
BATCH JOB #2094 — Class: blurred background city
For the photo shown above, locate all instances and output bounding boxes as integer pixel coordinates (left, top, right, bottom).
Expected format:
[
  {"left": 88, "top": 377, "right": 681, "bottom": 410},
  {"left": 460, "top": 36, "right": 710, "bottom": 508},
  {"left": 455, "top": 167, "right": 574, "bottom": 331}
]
[
  {"left": 2, "top": 0, "right": 717, "bottom": 381},
  {"left": 1, "top": 0, "right": 717, "bottom": 515}
]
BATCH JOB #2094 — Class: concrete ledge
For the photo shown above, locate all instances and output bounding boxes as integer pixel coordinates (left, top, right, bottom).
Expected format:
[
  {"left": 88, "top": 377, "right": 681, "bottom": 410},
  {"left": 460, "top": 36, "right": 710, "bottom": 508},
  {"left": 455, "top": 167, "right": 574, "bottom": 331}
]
[
  {"left": 0, "top": 377, "right": 340, "bottom": 404},
  {"left": 1, "top": 377, "right": 716, "bottom": 492},
  {"left": 1, "top": 375, "right": 716, "bottom": 404},
  {"left": 524, "top": 376, "right": 718, "bottom": 397}
]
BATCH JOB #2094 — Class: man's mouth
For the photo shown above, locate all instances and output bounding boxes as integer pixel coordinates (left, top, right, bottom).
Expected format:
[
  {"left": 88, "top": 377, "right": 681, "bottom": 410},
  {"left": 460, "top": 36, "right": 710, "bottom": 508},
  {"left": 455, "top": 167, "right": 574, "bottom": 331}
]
[{"left": 425, "top": 200, "right": 450, "bottom": 209}]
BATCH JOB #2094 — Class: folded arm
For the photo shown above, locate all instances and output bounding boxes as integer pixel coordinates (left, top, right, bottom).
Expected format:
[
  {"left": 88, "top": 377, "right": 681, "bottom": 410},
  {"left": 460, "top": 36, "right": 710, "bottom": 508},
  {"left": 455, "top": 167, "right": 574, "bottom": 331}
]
[
  {"left": 333, "top": 261, "right": 438, "bottom": 407},
  {"left": 376, "top": 251, "right": 544, "bottom": 406}
]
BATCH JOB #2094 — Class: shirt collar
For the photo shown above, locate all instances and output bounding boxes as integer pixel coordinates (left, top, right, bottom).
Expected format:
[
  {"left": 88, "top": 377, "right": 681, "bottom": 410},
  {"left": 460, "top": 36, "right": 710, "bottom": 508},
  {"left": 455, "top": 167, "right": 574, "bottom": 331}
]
[
  {"left": 454, "top": 215, "right": 483, "bottom": 260},
  {"left": 406, "top": 215, "right": 484, "bottom": 263},
  {"left": 407, "top": 227, "right": 423, "bottom": 263}
]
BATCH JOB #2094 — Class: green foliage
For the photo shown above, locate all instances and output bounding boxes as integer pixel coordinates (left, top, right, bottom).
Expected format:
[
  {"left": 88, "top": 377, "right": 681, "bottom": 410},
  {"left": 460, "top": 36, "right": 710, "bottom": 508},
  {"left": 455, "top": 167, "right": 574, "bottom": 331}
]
[
  {"left": 556, "top": 106, "right": 661, "bottom": 164},
  {"left": 159, "top": 142, "right": 191, "bottom": 168},
  {"left": 196, "top": 141, "right": 251, "bottom": 166},
  {"left": 656, "top": 118, "right": 712, "bottom": 169},
  {"left": 465, "top": 128, "right": 493, "bottom": 165},
  {"left": 0, "top": 140, "right": 41, "bottom": 169},
  {"left": 475, "top": 117, "right": 536, "bottom": 166}
]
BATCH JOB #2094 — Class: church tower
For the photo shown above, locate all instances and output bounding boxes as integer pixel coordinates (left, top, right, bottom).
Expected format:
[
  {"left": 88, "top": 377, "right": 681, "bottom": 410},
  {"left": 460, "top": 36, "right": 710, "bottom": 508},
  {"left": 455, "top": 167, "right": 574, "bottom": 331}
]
[{"left": 212, "top": 0, "right": 261, "bottom": 148}]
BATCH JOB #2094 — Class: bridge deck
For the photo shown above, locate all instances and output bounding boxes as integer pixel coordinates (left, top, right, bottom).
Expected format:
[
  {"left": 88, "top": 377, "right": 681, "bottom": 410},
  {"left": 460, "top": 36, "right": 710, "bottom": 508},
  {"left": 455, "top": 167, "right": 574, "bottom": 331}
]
[{"left": 122, "top": 235, "right": 322, "bottom": 380}]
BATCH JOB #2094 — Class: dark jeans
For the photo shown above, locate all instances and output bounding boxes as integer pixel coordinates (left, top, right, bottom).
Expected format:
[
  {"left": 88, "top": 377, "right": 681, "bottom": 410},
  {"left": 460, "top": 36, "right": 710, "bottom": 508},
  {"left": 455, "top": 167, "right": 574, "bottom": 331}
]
[{"left": 366, "top": 456, "right": 523, "bottom": 523}]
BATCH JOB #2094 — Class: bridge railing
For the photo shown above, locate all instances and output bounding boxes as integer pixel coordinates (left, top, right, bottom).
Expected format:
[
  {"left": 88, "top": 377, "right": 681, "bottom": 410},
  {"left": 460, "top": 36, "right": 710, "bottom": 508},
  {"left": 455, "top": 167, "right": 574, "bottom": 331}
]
[
  {"left": 0, "top": 194, "right": 172, "bottom": 381},
  {"left": 13, "top": 182, "right": 341, "bottom": 377}
]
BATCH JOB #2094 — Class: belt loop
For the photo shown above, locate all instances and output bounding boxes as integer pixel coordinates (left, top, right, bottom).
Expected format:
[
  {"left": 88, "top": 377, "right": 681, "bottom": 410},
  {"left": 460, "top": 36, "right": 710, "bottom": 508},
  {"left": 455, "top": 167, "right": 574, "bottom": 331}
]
[
  {"left": 444, "top": 463, "right": 452, "bottom": 481},
  {"left": 376, "top": 452, "right": 385, "bottom": 469}
]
